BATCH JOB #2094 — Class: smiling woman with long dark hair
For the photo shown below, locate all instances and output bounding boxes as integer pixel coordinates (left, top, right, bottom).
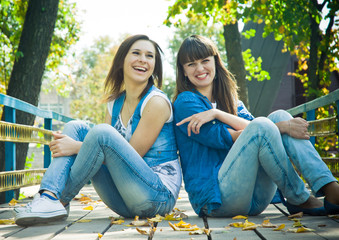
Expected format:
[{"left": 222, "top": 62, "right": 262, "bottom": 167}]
[
  {"left": 173, "top": 34, "right": 339, "bottom": 218},
  {"left": 14, "top": 35, "right": 181, "bottom": 226}
]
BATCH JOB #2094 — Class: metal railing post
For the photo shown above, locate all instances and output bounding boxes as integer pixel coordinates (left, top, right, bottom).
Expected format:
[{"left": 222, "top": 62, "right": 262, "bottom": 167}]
[
  {"left": 4, "top": 106, "right": 16, "bottom": 202},
  {"left": 44, "top": 118, "right": 52, "bottom": 168}
]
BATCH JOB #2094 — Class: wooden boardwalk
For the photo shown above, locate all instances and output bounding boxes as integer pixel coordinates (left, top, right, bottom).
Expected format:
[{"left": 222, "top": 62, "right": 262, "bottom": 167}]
[{"left": 1, "top": 184, "right": 339, "bottom": 240}]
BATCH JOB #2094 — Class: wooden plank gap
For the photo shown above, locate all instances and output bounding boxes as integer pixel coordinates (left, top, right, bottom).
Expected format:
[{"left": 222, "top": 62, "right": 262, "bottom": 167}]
[
  {"left": 202, "top": 215, "right": 212, "bottom": 240},
  {"left": 273, "top": 203, "right": 289, "bottom": 217},
  {"left": 46, "top": 207, "right": 94, "bottom": 240},
  {"left": 253, "top": 228, "right": 267, "bottom": 240}
]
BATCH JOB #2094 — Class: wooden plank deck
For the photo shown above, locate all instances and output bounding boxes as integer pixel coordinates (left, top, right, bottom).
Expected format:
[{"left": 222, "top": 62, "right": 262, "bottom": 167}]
[{"left": 1, "top": 184, "right": 339, "bottom": 240}]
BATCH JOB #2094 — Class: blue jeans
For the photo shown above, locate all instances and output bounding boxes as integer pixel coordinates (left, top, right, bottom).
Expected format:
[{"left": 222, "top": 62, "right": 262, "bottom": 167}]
[
  {"left": 207, "top": 110, "right": 336, "bottom": 217},
  {"left": 40, "top": 121, "right": 175, "bottom": 218}
]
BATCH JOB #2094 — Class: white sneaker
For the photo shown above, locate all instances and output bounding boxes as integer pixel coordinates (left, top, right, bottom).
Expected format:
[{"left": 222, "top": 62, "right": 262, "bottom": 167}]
[
  {"left": 13, "top": 193, "right": 40, "bottom": 216},
  {"left": 15, "top": 194, "right": 67, "bottom": 226}
]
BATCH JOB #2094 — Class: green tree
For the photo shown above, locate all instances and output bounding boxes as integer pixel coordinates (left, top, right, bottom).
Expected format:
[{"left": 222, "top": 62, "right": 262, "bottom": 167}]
[
  {"left": 0, "top": 0, "right": 81, "bottom": 95},
  {"left": 221, "top": 0, "right": 338, "bottom": 159},
  {"left": 0, "top": 0, "right": 81, "bottom": 202},
  {"left": 223, "top": 0, "right": 338, "bottom": 100},
  {"left": 165, "top": 0, "right": 270, "bottom": 107},
  {"left": 168, "top": 14, "right": 227, "bottom": 67},
  {"left": 70, "top": 36, "right": 120, "bottom": 124}
]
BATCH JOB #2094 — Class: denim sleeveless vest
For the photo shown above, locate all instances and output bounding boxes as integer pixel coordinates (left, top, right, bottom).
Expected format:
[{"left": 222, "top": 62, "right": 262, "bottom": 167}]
[{"left": 111, "top": 85, "right": 178, "bottom": 167}]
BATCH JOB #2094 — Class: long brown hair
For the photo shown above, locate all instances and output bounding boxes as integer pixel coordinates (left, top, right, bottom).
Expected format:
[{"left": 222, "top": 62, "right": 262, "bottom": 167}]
[
  {"left": 104, "top": 34, "right": 163, "bottom": 102},
  {"left": 174, "top": 35, "right": 238, "bottom": 115}
]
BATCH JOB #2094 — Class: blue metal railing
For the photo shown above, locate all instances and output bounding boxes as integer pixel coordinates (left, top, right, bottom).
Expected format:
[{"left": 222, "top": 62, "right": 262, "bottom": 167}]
[{"left": 0, "top": 93, "right": 75, "bottom": 202}]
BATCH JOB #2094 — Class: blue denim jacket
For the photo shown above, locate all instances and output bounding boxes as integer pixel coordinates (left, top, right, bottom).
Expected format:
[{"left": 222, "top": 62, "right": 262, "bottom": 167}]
[
  {"left": 173, "top": 91, "right": 254, "bottom": 216},
  {"left": 111, "top": 85, "right": 178, "bottom": 167}
]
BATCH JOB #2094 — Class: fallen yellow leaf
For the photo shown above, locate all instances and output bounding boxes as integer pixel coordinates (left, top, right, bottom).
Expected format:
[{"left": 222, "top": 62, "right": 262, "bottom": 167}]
[
  {"left": 111, "top": 219, "right": 125, "bottom": 225},
  {"left": 171, "top": 208, "right": 188, "bottom": 219},
  {"left": 8, "top": 198, "right": 18, "bottom": 206},
  {"left": 164, "top": 213, "right": 182, "bottom": 221},
  {"left": 242, "top": 220, "right": 257, "bottom": 230},
  {"left": 287, "top": 227, "right": 315, "bottom": 233},
  {"left": 79, "top": 196, "right": 92, "bottom": 202},
  {"left": 296, "top": 227, "right": 315, "bottom": 233},
  {"left": 292, "top": 220, "right": 303, "bottom": 228},
  {"left": 148, "top": 214, "right": 164, "bottom": 223},
  {"left": 261, "top": 219, "right": 277, "bottom": 228},
  {"left": 232, "top": 215, "right": 248, "bottom": 220},
  {"left": 0, "top": 219, "right": 15, "bottom": 225},
  {"left": 273, "top": 224, "right": 285, "bottom": 231},
  {"left": 131, "top": 216, "right": 149, "bottom": 227},
  {"left": 288, "top": 212, "right": 303, "bottom": 218},
  {"left": 98, "top": 233, "right": 103, "bottom": 238},
  {"left": 83, "top": 206, "right": 93, "bottom": 210},
  {"left": 229, "top": 222, "right": 244, "bottom": 228},
  {"left": 169, "top": 221, "right": 200, "bottom": 231},
  {"left": 136, "top": 227, "right": 148, "bottom": 235},
  {"left": 77, "top": 219, "right": 92, "bottom": 223}
]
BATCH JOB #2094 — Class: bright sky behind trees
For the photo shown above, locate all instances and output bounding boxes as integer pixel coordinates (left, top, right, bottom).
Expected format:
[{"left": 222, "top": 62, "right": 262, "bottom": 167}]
[{"left": 71, "top": 0, "right": 175, "bottom": 76}]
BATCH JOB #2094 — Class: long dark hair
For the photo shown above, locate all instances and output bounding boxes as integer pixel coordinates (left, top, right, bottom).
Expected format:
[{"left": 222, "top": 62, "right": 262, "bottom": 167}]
[
  {"left": 174, "top": 35, "right": 238, "bottom": 115},
  {"left": 104, "top": 34, "right": 163, "bottom": 102}
]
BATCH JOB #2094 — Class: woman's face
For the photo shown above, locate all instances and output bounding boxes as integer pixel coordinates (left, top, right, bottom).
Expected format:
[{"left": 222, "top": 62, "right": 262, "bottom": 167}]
[
  {"left": 123, "top": 40, "right": 156, "bottom": 84},
  {"left": 183, "top": 56, "right": 215, "bottom": 91}
]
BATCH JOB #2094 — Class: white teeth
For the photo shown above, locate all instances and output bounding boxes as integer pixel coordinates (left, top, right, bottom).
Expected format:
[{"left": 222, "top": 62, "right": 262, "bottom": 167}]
[
  {"left": 197, "top": 73, "right": 207, "bottom": 79},
  {"left": 134, "top": 66, "right": 147, "bottom": 72}
]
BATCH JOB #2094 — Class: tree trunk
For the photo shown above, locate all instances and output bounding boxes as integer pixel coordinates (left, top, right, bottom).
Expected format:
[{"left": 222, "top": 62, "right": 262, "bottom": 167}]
[
  {"left": 223, "top": 22, "right": 249, "bottom": 108},
  {"left": 307, "top": 14, "right": 320, "bottom": 101},
  {"left": 0, "top": 0, "right": 59, "bottom": 202}
]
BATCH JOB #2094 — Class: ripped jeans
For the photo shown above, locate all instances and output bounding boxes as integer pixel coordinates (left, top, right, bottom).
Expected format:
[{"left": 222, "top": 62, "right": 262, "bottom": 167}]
[
  {"left": 40, "top": 121, "right": 175, "bottom": 218},
  {"left": 207, "top": 110, "right": 336, "bottom": 217}
]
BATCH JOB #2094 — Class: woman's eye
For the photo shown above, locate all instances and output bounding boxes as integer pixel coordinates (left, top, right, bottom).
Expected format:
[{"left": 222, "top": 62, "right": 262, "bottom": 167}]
[
  {"left": 147, "top": 54, "right": 154, "bottom": 58},
  {"left": 132, "top": 51, "right": 139, "bottom": 55}
]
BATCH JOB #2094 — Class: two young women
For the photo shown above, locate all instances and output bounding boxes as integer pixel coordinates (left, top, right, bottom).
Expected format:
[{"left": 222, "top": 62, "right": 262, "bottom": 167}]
[
  {"left": 173, "top": 35, "right": 339, "bottom": 217},
  {"left": 14, "top": 35, "right": 181, "bottom": 226},
  {"left": 14, "top": 34, "right": 339, "bottom": 226}
]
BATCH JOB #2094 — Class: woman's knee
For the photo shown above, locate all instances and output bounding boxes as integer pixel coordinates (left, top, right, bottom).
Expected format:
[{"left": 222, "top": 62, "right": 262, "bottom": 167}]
[
  {"left": 267, "top": 109, "right": 292, "bottom": 123},
  {"left": 86, "top": 124, "right": 121, "bottom": 143},
  {"left": 63, "top": 120, "right": 89, "bottom": 132},
  {"left": 90, "top": 123, "right": 114, "bottom": 136},
  {"left": 249, "top": 117, "right": 280, "bottom": 137}
]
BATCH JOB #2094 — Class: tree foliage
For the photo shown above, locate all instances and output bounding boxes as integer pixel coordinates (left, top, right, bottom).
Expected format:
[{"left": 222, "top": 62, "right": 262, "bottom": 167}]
[
  {"left": 0, "top": 0, "right": 81, "bottom": 95},
  {"left": 70, "top": 36, "right": 120, "bottom": 124},
  {"left": 224, "top": 0, "right": 338, "bottom": 100},
  {"left": 165, "top": 0, "right": 270, "bottom": 107},
  {"left": 165, "top": 0, "right": 338, "bottom": 102}
]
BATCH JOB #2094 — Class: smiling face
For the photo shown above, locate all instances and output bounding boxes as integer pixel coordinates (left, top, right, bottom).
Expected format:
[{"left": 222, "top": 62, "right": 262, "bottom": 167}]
[
  {"left": 123, "top": 40, "right": 156, "bottom": 85},
  {"left": 183, "top": 56, "right": 216, "bottom": 92}
]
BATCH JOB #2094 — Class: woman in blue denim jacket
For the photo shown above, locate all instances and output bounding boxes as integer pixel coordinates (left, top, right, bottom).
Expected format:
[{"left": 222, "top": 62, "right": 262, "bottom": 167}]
[
  {"left": 14, "top": 35, "right": 181, "bottom": 226},
  {"left": 173, "top": 35, "right": 339, "bottom": 218}
]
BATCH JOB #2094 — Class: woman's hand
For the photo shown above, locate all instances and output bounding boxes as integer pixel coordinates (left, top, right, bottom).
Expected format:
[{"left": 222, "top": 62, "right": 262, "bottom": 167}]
[
  {"left": 176, "top": 109, "right": 217, "bottom": 136},
  {"left": 49, "top": 132, "right": 82, "bottom": 158},
  {"left": 277, "top": 117, "right": 310, "bottom": 140}
]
